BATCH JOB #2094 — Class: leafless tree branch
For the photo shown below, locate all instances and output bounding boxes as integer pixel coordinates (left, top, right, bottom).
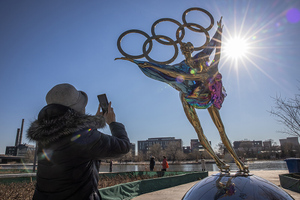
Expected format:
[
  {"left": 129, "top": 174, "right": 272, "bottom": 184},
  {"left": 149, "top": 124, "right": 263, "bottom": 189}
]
[{"left": 270, "top": 89, "right": 300, "bottom": 137}]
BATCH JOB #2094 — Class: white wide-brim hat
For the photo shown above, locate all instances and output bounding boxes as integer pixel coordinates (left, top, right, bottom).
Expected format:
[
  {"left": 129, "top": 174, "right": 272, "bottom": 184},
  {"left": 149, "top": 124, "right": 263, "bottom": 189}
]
[{"left": 46, "top": 83, "right": 88, "bottom": 114}]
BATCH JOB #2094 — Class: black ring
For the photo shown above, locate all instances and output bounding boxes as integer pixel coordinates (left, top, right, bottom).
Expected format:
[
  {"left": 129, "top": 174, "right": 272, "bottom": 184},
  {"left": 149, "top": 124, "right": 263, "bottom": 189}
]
[
  {"left": 143, "top": 35, "right": 178, "bottom": 65},
  {"left": 117, "top": 29, "right": 153, "bottom": 59},
  {"left": 182, "top": 7, "right": 214, "bottom": 32},
  {"left": 151, "top": 18, "right": 185, "bottom": 45}
]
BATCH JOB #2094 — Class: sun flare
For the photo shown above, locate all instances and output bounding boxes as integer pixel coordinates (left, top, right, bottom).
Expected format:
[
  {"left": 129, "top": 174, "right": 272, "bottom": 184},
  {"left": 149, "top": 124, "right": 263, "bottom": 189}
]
[{"left": 223, "top": 37, "right": 249, "bottom": 59}]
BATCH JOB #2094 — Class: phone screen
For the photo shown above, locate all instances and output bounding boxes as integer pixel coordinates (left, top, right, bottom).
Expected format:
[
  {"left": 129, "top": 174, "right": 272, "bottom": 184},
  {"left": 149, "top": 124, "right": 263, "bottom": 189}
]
[{"left": 97, "top": 94, "right": 108, "bottom": 113}]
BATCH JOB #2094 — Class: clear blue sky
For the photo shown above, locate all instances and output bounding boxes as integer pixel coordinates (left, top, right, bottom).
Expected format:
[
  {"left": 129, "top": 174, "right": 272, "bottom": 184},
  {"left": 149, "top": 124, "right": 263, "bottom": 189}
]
[{"left": 1, "top": 0, "right": 300, "bottom": 154}]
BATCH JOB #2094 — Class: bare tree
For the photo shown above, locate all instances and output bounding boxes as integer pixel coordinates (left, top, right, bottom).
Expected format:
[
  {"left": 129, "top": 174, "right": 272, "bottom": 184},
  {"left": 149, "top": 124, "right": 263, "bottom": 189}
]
[
  {"left": 120, "top": 149, "right": 134, "bottom": 163},
  {"left": 239, "top": 140, "right": 253, "bottom": 158},
  {"left": 190, "top": 149, "right": 201, "bottom": 162},
  {"left": 165, "top": 141, "right": 182, "bottom": 163},
  {"left": 270, "top": 91, "right": 300, "bottom": 137},
  {"left": 136, "top": 151, "right": 146, "bottom": 162},
  {"left": 281, "top": 142, "right": 297, "bottom": 158},
  {"left": 149, "top": 143, "right": 163, "bottom": 161}
]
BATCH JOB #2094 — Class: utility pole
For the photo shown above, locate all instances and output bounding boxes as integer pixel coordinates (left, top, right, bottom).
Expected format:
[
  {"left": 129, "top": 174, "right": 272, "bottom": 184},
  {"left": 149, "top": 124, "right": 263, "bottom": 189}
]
[
  {"left": 19, "top": 119, "right": 24, "bottom": 145},
  {"left": 33, "top": 142, "right": 38, "bottom": 173},
  {"left": 15, "top": 128, "right": 20, "bottom": 146}
]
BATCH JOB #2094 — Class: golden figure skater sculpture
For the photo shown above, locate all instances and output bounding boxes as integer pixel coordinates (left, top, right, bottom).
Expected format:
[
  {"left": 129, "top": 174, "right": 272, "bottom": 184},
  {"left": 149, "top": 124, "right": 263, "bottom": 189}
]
[{"left": 116, "top": 8, "right": 248, "bottom": 173}]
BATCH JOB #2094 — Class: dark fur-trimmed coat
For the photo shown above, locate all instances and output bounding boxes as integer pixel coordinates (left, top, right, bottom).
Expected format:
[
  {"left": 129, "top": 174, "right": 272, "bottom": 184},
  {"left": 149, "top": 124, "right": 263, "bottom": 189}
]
[{"left": 27, "top": 104, "right": 130, "bottom": 200}]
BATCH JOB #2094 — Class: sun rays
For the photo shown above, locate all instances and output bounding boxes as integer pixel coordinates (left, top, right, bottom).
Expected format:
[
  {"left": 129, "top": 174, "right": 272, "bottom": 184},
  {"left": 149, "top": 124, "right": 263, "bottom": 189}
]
[
  {"left": 211, "top": 1, "right": 300, "bottom": 94},
  {"left": 223, "top": 37, "right": 250, "bottom": 60}
]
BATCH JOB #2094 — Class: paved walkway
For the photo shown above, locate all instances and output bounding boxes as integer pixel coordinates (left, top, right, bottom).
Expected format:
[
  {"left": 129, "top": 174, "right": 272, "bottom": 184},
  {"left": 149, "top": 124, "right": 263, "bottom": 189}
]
[{"left": 132, "top": 170, "right": 300, "bottom": 200}]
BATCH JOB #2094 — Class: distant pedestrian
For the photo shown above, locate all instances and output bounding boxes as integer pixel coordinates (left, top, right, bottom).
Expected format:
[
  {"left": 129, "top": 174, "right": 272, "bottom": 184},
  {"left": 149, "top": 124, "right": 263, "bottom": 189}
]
[
  {"left": 161, "top": 156, "right": 169, "bottom": 171},
  {"left": 109, "top": 160, "right": 113, "bottom": 172},
  {"left": 150, "top": 156, "right": 155, "bottom": 171},
  {"left": 241, "top": 157, "right": 245, "bottom": 163},
  {"left": 201, "top": 157, "right": 206, "bottom": 171}
]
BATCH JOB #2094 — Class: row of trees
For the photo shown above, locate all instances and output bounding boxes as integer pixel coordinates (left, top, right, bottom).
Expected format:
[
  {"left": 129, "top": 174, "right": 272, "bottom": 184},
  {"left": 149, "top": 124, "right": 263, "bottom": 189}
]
[
  {"left": 23, "top": 139, "right": 300, "bottom": 164},
  {"left": 118, "top": 142, "right": 210, "bottom": 163},
  {"left": 117, "top": 139, "right": 300, "bottom": 163},
  {"left": 23, "top": 137, "right": 299, "bottom": 164},
  {"left": 214, "top": 139, "right": 300, "bottom": 160}
]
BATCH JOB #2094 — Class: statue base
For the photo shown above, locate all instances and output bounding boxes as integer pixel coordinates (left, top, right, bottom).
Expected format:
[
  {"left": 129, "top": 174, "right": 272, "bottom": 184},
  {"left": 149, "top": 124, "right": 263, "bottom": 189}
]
[{"left": 182, "top": 172, "right": 293, "bottom": 199}]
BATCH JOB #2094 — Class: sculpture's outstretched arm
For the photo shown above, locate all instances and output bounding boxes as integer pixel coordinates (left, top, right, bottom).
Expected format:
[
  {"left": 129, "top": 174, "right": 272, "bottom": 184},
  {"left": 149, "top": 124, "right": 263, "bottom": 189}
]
[
  {"left": 115, "top": 57, "right": 210, "bottom": 82},
  {"left": 209, "top": 18, "right": 223, "bottom": 71},
  {"left": 200, "top": 17, "right": 223, "bottom": 57},
  {"left": 190, "top": 17, "right": 223, "bottom": 74}
]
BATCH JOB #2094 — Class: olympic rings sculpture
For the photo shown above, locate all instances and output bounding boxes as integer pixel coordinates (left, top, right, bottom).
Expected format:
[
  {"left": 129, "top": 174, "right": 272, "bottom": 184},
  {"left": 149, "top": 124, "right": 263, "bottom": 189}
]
[{"left": 117, "top": 7, "right": 214, "bottom": 65}]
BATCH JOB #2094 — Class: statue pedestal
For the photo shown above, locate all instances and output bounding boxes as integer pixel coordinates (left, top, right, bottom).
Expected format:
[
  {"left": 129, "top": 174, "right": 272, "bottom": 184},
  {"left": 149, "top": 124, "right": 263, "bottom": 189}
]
[{"left": 182, "top": 172, "right": 293, "bottom": 200}]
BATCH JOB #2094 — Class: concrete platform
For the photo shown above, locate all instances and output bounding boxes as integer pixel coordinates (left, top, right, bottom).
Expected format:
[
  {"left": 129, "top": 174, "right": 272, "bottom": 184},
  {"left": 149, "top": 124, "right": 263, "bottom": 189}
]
[{"left": 132, "top": 170, "right": 300, "bottom": 200}]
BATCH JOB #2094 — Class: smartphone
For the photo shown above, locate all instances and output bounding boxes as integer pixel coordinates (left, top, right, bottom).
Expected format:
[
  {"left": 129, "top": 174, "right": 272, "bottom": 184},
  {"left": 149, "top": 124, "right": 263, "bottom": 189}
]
[{"left": 97, "top": 94, "right": 109, "bottom": 114}]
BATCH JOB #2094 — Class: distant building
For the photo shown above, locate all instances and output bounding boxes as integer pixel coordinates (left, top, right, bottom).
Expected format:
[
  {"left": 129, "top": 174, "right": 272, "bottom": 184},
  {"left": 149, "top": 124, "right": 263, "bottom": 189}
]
[
  {"left": 233, "top": 140, "right": 263, "bottom": 150},
  {"left": 130, "top": 143, "right": 136, "bottom": 156},
  {"left": 263, "top": 140, "right": 272, "bottom": 149},
  {"left": 190, "top": 139, "right": 210, "bottom": 151},
  {"left": 138, "top": 137, "right": 182, "bottom": 154},
  {"left": 17, "top": 144, "right": 35, "bottom": 156},
  {"left": 5, "top": 144, "right": 35, "bottom": 156},
  {"left": 279, "top": 137, "right": 299, "bottom": 147},
  {"left": 5, "top": 146, "right": 17, "bottom": 156},
  {"left": 182, "top": 146, "right": 191, "bottom": 154}
]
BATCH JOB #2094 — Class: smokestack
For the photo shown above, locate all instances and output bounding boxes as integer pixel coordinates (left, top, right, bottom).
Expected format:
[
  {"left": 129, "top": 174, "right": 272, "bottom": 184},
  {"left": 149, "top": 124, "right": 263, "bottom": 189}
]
[
  {"left": 19, "top": 119, "right": 24, "bottom": 145},
  {"left": 15, "top": 128, "right": 20, "bottom": 146}
]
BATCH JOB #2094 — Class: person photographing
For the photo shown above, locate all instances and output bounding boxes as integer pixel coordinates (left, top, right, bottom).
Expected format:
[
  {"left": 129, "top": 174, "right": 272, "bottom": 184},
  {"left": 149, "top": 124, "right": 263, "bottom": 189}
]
[{"left": 27, "top": 83, "right": 130, "bottom": 200}]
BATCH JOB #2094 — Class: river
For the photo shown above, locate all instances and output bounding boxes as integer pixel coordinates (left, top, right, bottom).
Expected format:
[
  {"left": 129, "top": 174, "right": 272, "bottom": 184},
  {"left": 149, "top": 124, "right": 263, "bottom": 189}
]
[
  {"left": 0, "top": 160, "right": 288, "bottom": 173},
  {"left": 99, "top": 160, "right": 288, "bottom": 173}
]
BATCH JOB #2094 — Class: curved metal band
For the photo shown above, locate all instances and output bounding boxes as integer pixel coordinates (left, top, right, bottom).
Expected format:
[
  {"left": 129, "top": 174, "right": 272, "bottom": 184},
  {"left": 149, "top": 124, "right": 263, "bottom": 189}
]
[
  {"left": 117, "top": 8, "right": 214, "bottom": 63},
  {"left": 151, "top": 18, "right": 185, "bottom": 45},
  {"left": 177, "top": 23, "right": 210, "bottom": 51},
  {"left": 182, "top": 7, "right": 214, "bottom": 32},
  {"left": 117, "top": 29, "right": 153, "bottom": 59},
  {"left": 143, "top": 35, "right": 178, "bottom": 65}
]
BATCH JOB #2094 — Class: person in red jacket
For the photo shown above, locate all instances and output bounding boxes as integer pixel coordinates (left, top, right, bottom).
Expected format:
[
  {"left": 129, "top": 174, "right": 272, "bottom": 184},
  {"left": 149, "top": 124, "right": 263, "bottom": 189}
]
[
  {"left": 27, "top": 83, "right": 131, "bottom": 200},
  {"left": 161, "top": 156, "right": 168, "bottom": 171}
]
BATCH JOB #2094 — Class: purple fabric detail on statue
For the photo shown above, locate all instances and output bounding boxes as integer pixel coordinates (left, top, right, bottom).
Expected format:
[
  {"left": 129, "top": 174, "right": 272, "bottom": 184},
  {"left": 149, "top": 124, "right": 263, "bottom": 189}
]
[
  {"left": 227, "top": 184, "right": 236, "bottom": 196},
  {"left": 208, "top": 73, "right": 225, "bottom": 109}
]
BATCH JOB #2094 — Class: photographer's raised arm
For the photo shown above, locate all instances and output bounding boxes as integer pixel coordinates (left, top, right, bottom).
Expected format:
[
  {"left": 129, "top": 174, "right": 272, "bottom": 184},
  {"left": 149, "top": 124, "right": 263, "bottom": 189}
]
[{"left": 89, "top": 102, "right": 131, "bottom": 158}]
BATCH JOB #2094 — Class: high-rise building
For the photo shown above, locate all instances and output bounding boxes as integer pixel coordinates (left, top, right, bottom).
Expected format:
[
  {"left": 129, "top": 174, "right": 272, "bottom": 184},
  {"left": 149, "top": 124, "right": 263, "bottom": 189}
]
[
  {"left": 190, "top": 139, "right": 210, "bottom": 151},
  {"left": 5, "top": 144, "right": 35, "bottom": 156},
  {"left": 138, "top": 137, "right": 182, "bottom": 154},
  {"left": 279, "top": 137, "right": 299, "bottom": 147},
  {"left": 130, "top": 143, "right": 136, "bottom": 156},
  {"left": 233, "top": 140, "right": 263, "bottom": 152}
]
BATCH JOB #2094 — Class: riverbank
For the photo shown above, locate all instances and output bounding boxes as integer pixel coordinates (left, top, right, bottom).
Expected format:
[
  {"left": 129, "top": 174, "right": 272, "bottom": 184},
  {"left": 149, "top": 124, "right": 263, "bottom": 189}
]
[
  {"left": 0, "top": 160, "right": 288, "bottom": 173},
  {"left": 0, "top": 159, "right": 286, "bottom": 167}
]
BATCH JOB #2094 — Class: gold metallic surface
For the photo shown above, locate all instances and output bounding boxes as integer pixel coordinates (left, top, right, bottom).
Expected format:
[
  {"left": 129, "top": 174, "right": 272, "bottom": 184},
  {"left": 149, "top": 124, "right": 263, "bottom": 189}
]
[
  {"left": 180, "top": 92, "right": 230, "bottom": 172},
  {"left": 207, "top": 106, "right": 249, "bottom": 173},
  {"left": 116, "top": 8, "right": 249, "bottom": 174}
]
